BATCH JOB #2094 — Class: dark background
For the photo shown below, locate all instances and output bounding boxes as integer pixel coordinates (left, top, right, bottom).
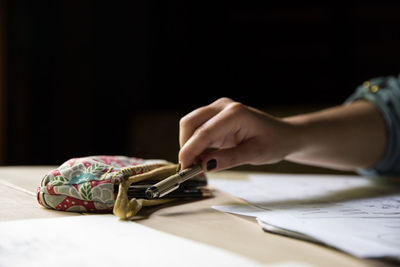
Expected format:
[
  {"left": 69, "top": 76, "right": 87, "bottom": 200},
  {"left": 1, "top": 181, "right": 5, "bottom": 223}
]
[{"left": 2, "top": 1, "right": 400, "bottom": 170}]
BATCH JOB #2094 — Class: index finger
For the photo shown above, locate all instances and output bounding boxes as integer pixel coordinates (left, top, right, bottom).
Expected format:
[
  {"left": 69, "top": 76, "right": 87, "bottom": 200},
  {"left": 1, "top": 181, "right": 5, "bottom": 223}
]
[
  {"left": 179, "top": 102, "right": 244, "bottom": 169},
  {"left": 179, "top": 106, "right": 219, "bottom": 148},
  {"left": 179, "top": 97, "right": 234, "bottom": 147}
]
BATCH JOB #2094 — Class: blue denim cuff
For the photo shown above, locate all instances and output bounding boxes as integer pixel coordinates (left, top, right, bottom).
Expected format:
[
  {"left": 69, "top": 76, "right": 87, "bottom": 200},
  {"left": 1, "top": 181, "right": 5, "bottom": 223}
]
[{"left": 345, "top": 75, "right": 400, "bottom": 177}]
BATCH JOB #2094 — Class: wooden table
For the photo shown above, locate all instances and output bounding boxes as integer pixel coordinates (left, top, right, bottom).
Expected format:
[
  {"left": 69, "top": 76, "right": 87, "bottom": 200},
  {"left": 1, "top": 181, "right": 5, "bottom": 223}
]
[{"left": 0, "top": 166, "right": 391, "bottom": 266}]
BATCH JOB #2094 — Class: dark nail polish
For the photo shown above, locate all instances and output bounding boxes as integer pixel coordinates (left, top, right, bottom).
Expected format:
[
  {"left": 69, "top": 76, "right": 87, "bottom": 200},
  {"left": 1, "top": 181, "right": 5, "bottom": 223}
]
[{"left": 207, "top": 159, "right": 217, "bottom": 171}]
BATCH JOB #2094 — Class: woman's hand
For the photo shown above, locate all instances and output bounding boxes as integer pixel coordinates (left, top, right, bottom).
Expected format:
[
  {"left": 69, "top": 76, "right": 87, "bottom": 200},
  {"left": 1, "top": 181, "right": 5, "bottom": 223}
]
[
  {"left": 178, "top": 98, "right": 299, "bottom": 171},
  {"left": 178, "top": 97, "right": 387, "bottom": 173}
]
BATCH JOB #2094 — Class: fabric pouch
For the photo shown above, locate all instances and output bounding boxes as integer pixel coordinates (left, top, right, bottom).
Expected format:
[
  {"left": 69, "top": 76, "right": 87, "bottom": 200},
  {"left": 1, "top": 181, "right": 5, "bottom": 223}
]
[{"left": 37, "top": 155, "right": 184, "bottom": 219}]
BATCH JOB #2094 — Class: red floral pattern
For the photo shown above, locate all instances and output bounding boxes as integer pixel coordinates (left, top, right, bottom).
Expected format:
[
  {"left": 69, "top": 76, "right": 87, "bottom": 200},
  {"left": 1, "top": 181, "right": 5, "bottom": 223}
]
[{"left": 37, "top": 155, "right": 170, "bottom": 213}]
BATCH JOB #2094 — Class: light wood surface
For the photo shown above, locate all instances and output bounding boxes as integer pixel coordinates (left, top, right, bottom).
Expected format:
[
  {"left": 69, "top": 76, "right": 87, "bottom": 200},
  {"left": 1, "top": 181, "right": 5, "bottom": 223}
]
[{"left": 0, "top": 166, "right": 392, "bottom": 266}]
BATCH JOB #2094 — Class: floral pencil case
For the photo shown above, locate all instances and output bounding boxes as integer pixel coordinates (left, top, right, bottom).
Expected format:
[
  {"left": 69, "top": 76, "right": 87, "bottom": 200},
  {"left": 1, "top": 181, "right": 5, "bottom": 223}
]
[{"left": 37, "top": 155, "right": 206, "bottom": 219}]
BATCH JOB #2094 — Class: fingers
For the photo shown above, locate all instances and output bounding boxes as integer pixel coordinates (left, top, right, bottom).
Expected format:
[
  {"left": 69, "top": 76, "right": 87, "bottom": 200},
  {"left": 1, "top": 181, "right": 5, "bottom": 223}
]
[
  {"left": 179, "top": 106, "right": 219, "bottom": 148},
  {"left": 179, "top": 101, "right": 247, "bottom": 169},
  {"left": 178, "top": 97, "right": 295, "bottom": 171},
  {"left": 179, "top": 97, "right": 234, "bottom": 148},
  {"left": 199, "top": 138, "right": 261, "bottom": 171}
]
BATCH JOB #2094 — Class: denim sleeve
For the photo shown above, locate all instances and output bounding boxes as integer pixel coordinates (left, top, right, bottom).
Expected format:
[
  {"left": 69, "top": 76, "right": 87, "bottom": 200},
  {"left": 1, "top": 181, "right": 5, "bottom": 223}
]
[{"left": 345, "top": 75, "right": 400, "bottom": 176}]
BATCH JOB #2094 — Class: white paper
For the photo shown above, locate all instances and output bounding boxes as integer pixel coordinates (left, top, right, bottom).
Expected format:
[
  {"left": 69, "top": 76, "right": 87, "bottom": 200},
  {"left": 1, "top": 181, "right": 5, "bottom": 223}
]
[
  {"left": 210, "top": 174, "right": 375, "bottom": 208},
  {"left": 0, "top": 215, "right": 264, "bottom": 267},
  {"left": 210, "top": 174, "right": 400, "bottom": 259},
  {"left": 257, "top": 213, "right": 400, "bottom": 258}
]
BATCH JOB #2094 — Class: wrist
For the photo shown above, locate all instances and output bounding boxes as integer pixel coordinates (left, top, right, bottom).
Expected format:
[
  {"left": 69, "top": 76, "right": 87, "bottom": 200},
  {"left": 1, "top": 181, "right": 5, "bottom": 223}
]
[{"left": 281, "top": 115, "right": 311, "bottom": 161}]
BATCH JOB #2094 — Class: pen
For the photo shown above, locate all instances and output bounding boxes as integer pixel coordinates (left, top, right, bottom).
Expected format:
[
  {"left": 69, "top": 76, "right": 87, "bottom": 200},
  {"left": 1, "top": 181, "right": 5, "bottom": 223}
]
[
  {"left": 128, "top": 188, "right": 211, "bottom": 199},
  {"left": 145, "top": 165, "right": 203, "bottom": 199}
]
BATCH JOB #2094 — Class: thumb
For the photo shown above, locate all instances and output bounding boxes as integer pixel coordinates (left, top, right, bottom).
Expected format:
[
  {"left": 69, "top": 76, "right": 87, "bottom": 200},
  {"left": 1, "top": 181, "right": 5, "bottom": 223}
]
[{"left": 201, "top": 139, "right": 259, "bottom": 171}]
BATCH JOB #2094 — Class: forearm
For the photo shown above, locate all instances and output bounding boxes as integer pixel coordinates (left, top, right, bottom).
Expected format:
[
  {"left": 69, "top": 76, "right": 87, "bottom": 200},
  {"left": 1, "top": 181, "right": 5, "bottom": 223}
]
[{"left": 284, "top": 100, "right": 387, "bottom": 171}]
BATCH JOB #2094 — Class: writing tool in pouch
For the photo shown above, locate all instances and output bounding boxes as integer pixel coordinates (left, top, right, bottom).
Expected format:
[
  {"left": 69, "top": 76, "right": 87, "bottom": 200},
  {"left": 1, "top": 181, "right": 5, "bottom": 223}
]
[
  {"left": 145, "top": 165, "right": 203, "bottom": 199},
  {"left": 128, "top": 188, "right": 211, "bottom": 199}
]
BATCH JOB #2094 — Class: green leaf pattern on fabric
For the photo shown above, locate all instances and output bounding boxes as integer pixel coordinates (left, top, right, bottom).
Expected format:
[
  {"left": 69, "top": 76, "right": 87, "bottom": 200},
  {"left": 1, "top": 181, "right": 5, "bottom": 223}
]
[
  {"left": 80, "top": 182, "right": 92, "bottom": 200},
  {"left": 48, "top": 176, "right": 69, "bottom": 186},
  {"left": 86, "top": 163, "right": 104, "bottom": 175}
]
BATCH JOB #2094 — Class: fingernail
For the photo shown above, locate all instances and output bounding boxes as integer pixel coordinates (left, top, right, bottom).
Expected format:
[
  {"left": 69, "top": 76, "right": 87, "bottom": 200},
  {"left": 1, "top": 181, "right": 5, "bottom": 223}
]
[{"left": 206, "top": 159, "right": 217, "bottom": 171}]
